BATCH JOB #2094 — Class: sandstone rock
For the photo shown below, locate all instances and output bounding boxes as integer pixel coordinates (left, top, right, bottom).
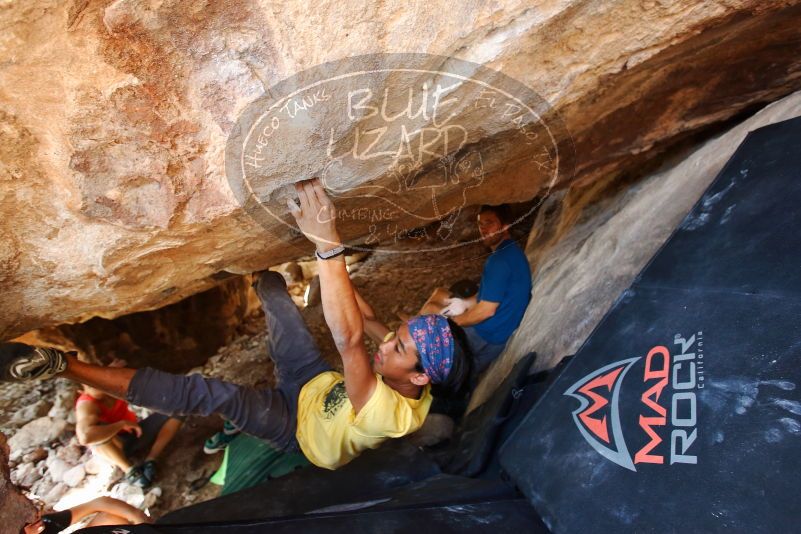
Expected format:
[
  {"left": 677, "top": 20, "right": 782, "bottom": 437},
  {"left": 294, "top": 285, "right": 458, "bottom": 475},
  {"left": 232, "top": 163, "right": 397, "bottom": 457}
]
[
  {"left": 22, "top": 447, "right": 48, "bottom": 464},
  {"left": 30, "top": 477, "right": 55, "bottom": 499},
  {"left": 55, "top": 440, "right": 83, "bottom": 465},
  {"left": 143, "top": 487, "right": 162, "bottom": 510},
  {"left": 83, "top": 455, "right": 107, "bottom": 476},
  {"left": 45, "top": 457, "right": 71, "bottom": 483},
  {"left": 283, "top": 262, "right": 304, "bottom": 283},
  {"left": 62, "top": 464, "right": 85, "bottom": 487},
  {"left": 43, "top": 482, "right": 69, "bottom": 503},
  {"left": 0, "top": 433, "right": 37, "bottom": 531},
  {"left": 287, "top": 283, "right": 305, "bottom": 298},
  {"left": 8, "top": 417, "right": 68, "bottom": 456},
  {"left": 110, "top": 481, "right": 146, "bottom": 509},
  {"left": 11, "top": 461, "right": 35, "bottom": 486},
  {"left": 48, "top": 381, "right": 79, "bottom": 422},
  {"left": 1, "top": 0, "right": 800, "bottom": 340},
  {"left": 9, "top": 401, "right": 53, "bottom": 427},
  {"left": 20, "top": 467, "right": 42, "bottom": 489},
  {"left": 469, "top": 90, "right": 801, "bottom": 410}
]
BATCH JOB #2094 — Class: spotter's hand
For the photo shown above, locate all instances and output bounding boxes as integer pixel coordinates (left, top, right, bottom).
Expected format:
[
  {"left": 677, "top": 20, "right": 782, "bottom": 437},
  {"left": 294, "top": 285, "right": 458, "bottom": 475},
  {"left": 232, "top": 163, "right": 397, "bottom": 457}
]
[
  {"left": 120, "top": 420, "right": 143, "bottom": 437},
  {"left": 441, "top": 297, "right": 469, "bottom": 317},
  {"left": 287, "top": 178, "right": 341, "bottom": 251}
]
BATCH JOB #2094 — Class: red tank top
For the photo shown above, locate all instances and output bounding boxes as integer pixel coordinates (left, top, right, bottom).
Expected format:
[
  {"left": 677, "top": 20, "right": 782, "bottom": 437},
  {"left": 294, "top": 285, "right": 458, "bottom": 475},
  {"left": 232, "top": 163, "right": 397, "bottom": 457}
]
[{"left": 76, "top": 393, "right": 137, "bottom": 426}]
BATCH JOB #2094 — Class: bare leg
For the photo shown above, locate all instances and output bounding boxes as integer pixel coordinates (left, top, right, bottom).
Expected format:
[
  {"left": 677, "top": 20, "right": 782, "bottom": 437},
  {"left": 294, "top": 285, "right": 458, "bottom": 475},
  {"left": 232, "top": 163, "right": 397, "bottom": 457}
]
[
  {"left": 144, "top": 418, "right": 181, "bottom": 461},
  {"left": 60, "top": 355, "right": 134, "bottom": 400},
  {"left": 419, "top": 287, "right": 451, "bottom": 315},
  {"left": 93, "top": 438, "right": 133, "bottom": 472},
  {"left": 86, "top": 512, "right": 130, "bottom": 527}
]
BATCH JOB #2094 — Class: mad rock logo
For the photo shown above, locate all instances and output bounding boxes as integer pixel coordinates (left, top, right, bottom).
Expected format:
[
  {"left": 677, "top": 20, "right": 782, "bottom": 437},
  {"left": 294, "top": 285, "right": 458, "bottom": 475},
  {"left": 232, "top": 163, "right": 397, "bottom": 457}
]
[{"left": 565, "top": 332, "right": 704, "bottom": 471}]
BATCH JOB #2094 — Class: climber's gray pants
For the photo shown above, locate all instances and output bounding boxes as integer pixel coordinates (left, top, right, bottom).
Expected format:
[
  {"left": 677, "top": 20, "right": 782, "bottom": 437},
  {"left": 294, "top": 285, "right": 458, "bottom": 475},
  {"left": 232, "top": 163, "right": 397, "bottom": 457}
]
[{"left": 127, "top": 272, "right": 331, "bottom": 452}]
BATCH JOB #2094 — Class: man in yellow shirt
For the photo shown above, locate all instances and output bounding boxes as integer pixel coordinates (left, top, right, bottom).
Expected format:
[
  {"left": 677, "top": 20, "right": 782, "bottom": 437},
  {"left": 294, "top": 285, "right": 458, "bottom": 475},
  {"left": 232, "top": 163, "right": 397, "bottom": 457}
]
[{"left": 2, "top": 179, "right": 473, "bottom": 470}]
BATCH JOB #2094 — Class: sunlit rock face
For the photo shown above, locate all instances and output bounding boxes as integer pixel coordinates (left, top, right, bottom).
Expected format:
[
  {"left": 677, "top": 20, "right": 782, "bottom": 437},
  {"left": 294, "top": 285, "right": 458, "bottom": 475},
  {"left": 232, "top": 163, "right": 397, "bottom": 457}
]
[{"left": 1, "top": 0, "right": 801, "bottom": 339}]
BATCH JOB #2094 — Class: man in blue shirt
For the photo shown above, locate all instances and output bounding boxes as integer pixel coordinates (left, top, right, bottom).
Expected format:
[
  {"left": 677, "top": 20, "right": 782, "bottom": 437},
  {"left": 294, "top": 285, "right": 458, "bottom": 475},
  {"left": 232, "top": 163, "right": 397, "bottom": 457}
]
[{"left": 421, "top": 204, "right": 532, "bottom": 374}]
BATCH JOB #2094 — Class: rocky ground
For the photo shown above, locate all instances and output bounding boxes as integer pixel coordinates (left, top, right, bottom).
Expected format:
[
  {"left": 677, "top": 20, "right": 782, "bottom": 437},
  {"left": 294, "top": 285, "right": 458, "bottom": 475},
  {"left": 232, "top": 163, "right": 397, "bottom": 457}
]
[{"left": 0, "top": 224, "right": 498, "bottom": 523}]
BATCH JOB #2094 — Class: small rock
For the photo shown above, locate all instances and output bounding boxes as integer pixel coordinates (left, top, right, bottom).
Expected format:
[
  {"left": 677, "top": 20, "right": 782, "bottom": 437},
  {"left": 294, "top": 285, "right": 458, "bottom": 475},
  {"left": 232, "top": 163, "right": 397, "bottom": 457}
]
[
  {"left": 21, "top": 468, "right": 42, "bottom": 488},
  {"left": 283, "top": 261, "right": 304, "bottom": 282},
  {"left": 48, "top": 380, "right": 78, "bottom": 422},
  {"left": 23, "top": 447, "right": 48, "bottom": 463},
  {"left": 62, "top": 464, "right": 85, "bottom": 487},
  {"left": 83, "top": 455, "right": 106, "bottom": 475},
  {"left": 9, "top": 400, "right": 53, "bottom": 426},
  {"left": 110, "top": 481, "right": 146, "bottom": 508},
  {"left": 46, "top": 457, "right": 71, "bottom": 483},
  {"left": 56, "top": 441, "right": 83, "bottom": 464},
  {"left": 9, "top": 417, "right": 68, "bottom": 455},
  {"left": 31, "top": 477, "right": 55, "bottom": 498},
  {"left": 11, "top": 462, "right": 35, "bottom": 485},
  {"left": 43, "top": 482, "right": 69, "bottom": 503},
  {"left": 184, "top": 468, "right": 211, "bottom": 484},
  {"left": 142, "top": 487, "right": 161, "bottom": 509}
]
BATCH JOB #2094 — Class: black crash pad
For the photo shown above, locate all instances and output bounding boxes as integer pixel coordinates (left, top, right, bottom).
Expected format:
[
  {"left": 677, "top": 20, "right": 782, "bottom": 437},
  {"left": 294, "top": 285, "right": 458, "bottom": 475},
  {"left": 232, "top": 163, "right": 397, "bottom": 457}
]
[
  {"left": 81, "top": 499, "right": 547, "bottom": 533},
  {"left": 499, "top": 116, "right": 801, "bottom": 532},
  {"left": 434, "top": 351, "right": 538, "bottom": 477},
  {"left": 159, "top": 439, "right": 440, "bottom": 524}
]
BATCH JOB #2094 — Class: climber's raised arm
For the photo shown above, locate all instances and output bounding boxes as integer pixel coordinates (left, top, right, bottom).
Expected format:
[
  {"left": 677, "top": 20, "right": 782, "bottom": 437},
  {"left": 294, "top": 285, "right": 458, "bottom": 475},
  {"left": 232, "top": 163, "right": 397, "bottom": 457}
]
[{"left": 288, "top": 179, "right": 377, "bottom": 413}]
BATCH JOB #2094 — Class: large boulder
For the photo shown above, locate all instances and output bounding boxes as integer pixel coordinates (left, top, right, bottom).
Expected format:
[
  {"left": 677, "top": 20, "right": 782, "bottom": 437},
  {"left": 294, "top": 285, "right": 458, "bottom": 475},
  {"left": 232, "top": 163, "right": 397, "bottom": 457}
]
[
  {"left": 1, "top": 0, "right": 801, "bottom": 338},
  {"left": 0, "top": 433, "right": 37, "bottom": 532}
]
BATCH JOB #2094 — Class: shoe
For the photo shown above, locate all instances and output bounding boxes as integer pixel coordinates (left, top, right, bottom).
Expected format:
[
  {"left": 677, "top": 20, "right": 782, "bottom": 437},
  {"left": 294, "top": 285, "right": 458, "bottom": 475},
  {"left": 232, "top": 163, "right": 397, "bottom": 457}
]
[
  {"left": 223, "top": 420, "right": 239, "bottom": 435},
  {"left": 0, "top": 344, "right": 67, "bottom": 382},
  {"left": 203, "top": 429, "right": 238, "bottom": 454},
  {"left": 141, "top": 460, "right": 157, "bottom": 483},
  {"left": 125, "top": 465, "right": 150, "bottom": 488}
]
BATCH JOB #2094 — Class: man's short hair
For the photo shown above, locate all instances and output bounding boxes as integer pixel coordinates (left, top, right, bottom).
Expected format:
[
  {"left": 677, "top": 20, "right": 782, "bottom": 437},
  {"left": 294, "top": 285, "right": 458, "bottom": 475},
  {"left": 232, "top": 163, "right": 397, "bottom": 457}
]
[{"left": 479, "top": 204, "right": 513, "bottom": 226}]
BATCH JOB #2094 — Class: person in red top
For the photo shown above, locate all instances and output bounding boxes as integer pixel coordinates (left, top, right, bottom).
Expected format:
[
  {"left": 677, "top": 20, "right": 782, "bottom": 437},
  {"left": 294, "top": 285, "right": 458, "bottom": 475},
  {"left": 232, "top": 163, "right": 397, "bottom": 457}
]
[{"left": 75, "top": 384, "right": 181, "bottom": 487}]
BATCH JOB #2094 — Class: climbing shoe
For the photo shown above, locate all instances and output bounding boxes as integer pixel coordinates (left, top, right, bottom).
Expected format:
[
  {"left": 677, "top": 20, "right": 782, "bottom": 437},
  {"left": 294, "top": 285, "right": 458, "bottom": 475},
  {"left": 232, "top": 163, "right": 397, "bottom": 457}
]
[
  {"left": 223, "top": 420, "right": 239, "bottom": 435},
  {"left": 141, "top": 460, "right": 157, "bottom": 484},
  {"left": 125, "top": 465, "right": 150, "bottom": 488},
  {"left": 203, "top": 428, "right": 239, "bottom": 454},
  {"left": 0, "top": 343, "right": 67, "bottom": 382}
]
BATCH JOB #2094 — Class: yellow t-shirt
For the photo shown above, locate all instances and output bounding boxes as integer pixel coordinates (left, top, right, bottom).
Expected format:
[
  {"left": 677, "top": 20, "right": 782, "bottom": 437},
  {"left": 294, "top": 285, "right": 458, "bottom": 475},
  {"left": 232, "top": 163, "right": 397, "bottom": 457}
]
[{"left": 296, "top": 371, "right": 432, "bottom": 470}]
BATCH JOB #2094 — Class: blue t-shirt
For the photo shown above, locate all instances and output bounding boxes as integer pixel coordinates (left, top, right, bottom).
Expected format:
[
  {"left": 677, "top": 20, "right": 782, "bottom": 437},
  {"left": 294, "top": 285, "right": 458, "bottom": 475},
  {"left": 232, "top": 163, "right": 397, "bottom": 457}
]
[{"left": 473, "top": 239, "right": 532, "bottom": 345}]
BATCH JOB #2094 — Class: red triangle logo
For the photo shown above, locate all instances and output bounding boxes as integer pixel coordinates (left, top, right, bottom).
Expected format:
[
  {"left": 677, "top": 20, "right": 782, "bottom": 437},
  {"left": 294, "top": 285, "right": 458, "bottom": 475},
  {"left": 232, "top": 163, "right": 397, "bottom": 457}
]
[{"left": 576, "top": 366, "right": 624, "bottom": 444}]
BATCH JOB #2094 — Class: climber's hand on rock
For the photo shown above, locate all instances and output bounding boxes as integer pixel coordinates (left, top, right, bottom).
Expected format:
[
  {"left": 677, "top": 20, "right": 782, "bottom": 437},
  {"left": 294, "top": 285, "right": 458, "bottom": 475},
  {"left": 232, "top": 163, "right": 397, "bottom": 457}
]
[{"left": 288, "top": 178, "right": 341, "bottom": 252}]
